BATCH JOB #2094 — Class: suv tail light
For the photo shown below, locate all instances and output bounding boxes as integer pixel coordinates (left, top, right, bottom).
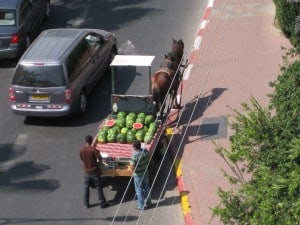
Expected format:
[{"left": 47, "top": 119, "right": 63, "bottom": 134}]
[
  {"left": 64, "top": 89, "right": 72, "bottom": 103},
  {"left": 10, "top": 33, "right": 20, "bottom": 44},
  {"left": 9, "top": 88, "right": 16, "bottom": 102}
]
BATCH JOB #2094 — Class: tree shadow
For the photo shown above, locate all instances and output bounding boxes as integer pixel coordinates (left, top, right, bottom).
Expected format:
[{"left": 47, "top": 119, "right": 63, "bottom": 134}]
[
  {"left": 170, "top": 88, "right": 228, "bottom": 158},
  {"left": 0, "top": 216, "right": 138, "bottom": 225},
  {"left": 47, "top": 0, "right": 161, "bottom": 31},
  {"left": 0, "top": 144, "right": 59, "bottom": 192}
]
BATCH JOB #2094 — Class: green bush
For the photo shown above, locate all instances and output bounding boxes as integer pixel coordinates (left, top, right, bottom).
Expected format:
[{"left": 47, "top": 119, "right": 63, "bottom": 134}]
[{"left": 273, "top": 0, "right": 300, "bottom": 50}]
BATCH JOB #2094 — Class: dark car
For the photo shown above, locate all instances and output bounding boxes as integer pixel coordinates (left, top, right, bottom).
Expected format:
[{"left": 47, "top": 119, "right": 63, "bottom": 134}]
[
  {"left": 0, "top": 0, "right": 50, "bottom": 59},
  {"left": 9, "top": 28, "right": 118, "bottom": 117}
]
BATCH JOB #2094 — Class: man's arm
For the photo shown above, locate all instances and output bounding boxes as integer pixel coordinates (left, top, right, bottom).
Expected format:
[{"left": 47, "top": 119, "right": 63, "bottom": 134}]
[{"left": 129, "top": 156, "right": 136, "bottom": 171}]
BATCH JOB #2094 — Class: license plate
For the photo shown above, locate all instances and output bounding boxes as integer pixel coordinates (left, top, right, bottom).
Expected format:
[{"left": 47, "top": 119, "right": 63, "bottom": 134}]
[{"left": 30, "top": 94, "right": 49, "bottom": 101}]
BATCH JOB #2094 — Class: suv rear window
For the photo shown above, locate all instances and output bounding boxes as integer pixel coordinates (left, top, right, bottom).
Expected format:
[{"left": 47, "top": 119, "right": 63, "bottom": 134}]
[
  {"left": 12, "top": 64, "right": 66, "bottom": 87},
  {"left": 0, "top": 10, "right": 16, "bottom": 26}
]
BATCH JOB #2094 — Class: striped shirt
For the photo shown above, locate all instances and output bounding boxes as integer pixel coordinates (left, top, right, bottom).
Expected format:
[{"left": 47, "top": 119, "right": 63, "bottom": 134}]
[{"left": 130, "top": 149, "right": 149, "bottom": 177}]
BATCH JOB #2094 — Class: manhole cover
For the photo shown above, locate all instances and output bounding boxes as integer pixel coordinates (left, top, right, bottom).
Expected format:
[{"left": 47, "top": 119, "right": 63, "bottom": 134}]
[{"left": 199, "top": 116, "right": 227, "bottom": 140}]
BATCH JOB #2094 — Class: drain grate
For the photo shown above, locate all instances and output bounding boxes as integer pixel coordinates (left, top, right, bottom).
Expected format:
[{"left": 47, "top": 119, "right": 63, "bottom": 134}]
[{"left": 199, "top": 116, "right": 227, "bottom": 140}]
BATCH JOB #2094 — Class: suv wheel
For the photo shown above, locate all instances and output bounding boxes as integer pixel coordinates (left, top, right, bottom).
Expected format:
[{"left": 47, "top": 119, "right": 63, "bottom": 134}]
[{"left": 78, "top": 92, "right": 87, "bottom": 114}]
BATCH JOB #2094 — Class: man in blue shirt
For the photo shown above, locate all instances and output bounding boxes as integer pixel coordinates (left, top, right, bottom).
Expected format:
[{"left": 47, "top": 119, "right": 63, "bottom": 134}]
[{"left": 130, "top": 140, "right": 152, "bottom": 210}]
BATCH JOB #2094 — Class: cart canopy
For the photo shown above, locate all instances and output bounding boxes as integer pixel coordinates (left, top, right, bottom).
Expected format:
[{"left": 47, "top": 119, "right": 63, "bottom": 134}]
[{"left": 110, "top": 55, "right": 155, "bottom": 67}]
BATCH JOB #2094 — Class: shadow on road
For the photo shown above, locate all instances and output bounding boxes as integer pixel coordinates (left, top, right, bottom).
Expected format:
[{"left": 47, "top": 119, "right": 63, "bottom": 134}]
[{"left": 0, "top": 144, "right": 59, "bottom": 192}]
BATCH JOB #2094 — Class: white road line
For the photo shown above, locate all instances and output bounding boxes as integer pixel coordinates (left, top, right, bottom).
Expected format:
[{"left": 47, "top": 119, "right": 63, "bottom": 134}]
[
  {"left": 193, "top": 36, "right": 202, "bottom": 50},
  {"left": 183, "top": 64, "right": 193, "bottom": 81},
  {"left": 14, "top": 133, "right": 29, "bottom": 146}
]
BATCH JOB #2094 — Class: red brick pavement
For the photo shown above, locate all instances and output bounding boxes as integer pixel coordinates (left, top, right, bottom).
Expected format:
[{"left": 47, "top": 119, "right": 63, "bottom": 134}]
[{"left": 170, "top": 0, "right": 291, "bottom": 224}]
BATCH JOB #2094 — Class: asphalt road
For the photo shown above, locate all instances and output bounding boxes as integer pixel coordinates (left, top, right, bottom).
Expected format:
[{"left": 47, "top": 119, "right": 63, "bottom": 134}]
[{"left": 0, "top": 0, "right": 207, "bottom": 224}]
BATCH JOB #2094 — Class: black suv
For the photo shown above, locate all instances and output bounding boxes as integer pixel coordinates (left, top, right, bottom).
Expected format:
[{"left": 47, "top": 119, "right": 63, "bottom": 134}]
[{"left": 0, "top": 0, "right": 50, "bottom": 59}]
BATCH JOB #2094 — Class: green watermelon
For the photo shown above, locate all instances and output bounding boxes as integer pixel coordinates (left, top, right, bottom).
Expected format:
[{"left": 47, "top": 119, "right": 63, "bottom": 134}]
[
  {"left": 145, "top": 115, "right": 154, "bottom": 125},
  {"left": 121, "top": 127, "right": 129, "bottom": 134},
  {"left": 135, "top": 117, "right": 145, "bottom": 124},
  {"left": 126, "top": 133, "right": 136, "bottom": 143},
  {"left": 126, "top": 119, "right": 134, "bottom": 129},
  {"left": 127, "top": 129, "right": 136, "bottom": 136},
  {"left": 143, "top": 125, "right": 148, "bottom": 133},
  {"left": 137, "top": 112, "right": 146, "bottom": 118},
  {"left": 135, "top": 130, "right": 145, "bottom": 141},
  {"left": 107, "top": 133, "right": 116, "bottom": 142},
  {"left": 112, "top": 125, "right": 120, "bottom": 134},
  {"left": 116, "top": 133, "right": 126, "bottom": 143},
  {"left": 144, "top": 134, "right": 152, "bottom": 144},
  {"left": 116, "top": 117, "right": 126, "bottom": 127},
  {"left": 117, "top": 111, "right": 126, "bottom": 118},
  {"left": 97, "top": 132, "right": 107, "bottom": 143},
  {"left": 126, "top": 112, "right": 137, "bottom": 122}
]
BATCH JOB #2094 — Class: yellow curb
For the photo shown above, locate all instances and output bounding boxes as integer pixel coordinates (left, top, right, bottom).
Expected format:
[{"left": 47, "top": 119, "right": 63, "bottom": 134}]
[
  {"left": 180, "top": 191, "right": 191, "bottom": 215},
  {"left": 175, "top": 158, "right": 182, "bottom": 177},
  {"left": 167, "top": 127, "right": 192, "bottom": 218}
]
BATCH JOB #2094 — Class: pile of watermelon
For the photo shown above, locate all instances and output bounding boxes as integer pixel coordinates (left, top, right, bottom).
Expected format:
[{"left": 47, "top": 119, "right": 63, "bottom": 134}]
[{"left": 97, "top": 112, "right": 157, "bottom": 144}]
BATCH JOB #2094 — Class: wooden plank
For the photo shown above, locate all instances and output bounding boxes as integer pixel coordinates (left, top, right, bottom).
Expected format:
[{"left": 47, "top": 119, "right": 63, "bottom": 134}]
[{"left": 99, "top": 162, "right": 133, "bottom": 176}]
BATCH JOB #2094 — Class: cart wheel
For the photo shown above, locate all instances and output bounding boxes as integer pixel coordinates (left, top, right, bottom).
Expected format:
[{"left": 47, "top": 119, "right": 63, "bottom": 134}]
[{"left": 154, "top": 134, "right": 169, "bottom": 160}]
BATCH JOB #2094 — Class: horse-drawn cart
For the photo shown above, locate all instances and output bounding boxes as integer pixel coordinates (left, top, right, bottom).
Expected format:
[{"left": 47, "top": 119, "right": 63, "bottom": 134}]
[{"left": 94, "top": 55, "right": 170, "bottom": 177}]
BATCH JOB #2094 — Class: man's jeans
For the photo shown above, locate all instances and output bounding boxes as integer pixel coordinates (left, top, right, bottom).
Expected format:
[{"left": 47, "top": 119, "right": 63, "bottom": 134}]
[
  {"left": 84, "top": 173, "right": 106, "bottom": 207},
  {"left": 133, "top": 171, "right": 152, "bottom": 209}
]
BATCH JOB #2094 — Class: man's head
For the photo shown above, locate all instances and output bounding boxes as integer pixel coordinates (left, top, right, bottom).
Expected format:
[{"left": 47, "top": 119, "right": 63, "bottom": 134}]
[
  {"left": 85, "top": 135, "right": 93, "bottom": 145},
  {"left": 132, "top": 140, "right": 141, "bottom": 150}
]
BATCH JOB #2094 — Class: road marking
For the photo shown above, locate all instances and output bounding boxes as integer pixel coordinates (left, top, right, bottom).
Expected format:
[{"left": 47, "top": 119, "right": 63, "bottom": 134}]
[{"left": 14, "top": 134, "right": 29, "bottom": 146}]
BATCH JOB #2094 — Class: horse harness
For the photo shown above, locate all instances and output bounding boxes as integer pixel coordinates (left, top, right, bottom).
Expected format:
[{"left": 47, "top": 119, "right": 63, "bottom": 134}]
[{"left": 155, "top": 67, "right": 174, "bottom": 77}]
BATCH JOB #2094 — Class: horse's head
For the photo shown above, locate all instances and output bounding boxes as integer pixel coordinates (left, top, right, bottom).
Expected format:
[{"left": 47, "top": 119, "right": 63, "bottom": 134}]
[{"left": 172, "top": 39, "right": 184, "bottom": 52}]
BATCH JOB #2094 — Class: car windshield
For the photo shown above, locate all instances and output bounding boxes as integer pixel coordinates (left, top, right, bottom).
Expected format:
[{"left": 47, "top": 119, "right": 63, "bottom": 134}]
[
  {"left": 12, "top": 64, "right": 66, "bottom": 87},
  {"left": 0, "top": 10, "right": 16, "bottom": 26}
]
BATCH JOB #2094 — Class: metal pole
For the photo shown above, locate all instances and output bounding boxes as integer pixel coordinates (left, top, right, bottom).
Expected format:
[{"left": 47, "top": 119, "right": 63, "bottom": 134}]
[
  {"left": 111, "top": 66, "right": 115, "bottom": 94},
  {"left": 148, "top": 66, "right": 152, "bottom": 95}
]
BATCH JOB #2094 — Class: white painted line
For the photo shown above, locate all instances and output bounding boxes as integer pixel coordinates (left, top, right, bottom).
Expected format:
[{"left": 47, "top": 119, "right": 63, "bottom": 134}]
[
  {"left": 15, "top": 134, "right": 29, "bottom": 146},
  {"left": 200, "top": 20, "right": 208, "bottom": 30},
  {"left": 193, "top": 36, "right": 202, "bottom": 50},
  {"left": 183, "top": 64, "right": 193, "bottom": 80},
  {"left": 208, "top": 0, "right": 215, "bottom": 8}
]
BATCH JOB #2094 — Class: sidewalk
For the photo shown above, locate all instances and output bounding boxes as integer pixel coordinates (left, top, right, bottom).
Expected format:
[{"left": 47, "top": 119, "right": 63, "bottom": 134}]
[{"left": 170, "top": 0, "right": 291, "bottom": 224}]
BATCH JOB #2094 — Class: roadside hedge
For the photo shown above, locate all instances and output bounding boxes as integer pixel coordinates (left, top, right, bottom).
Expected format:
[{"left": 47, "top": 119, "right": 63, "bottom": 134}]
[{"left": 273, "top": 0, "right": 300, "bottom": 50}]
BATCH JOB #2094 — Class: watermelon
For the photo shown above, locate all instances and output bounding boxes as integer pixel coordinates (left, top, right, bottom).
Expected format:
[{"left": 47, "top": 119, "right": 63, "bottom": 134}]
[
  {"left": 112, "top": 125, "right": 120, "bottom": 134},
  {"left": 126, "top": 133, "right": 136, "bottom": 143},
  {"left": 121, "top": 127, "right": 129, "bottom": 134},
  {"left": 135, "top": 117, "right": 145, "bottom": 124},
  {"left": 116, "top": 117, "right": 126, "bottom": 127},
  {"left": 137, "top": 112, "right": 146, "bottom": 118},
  {"left": 127, "top": 129, "right": 136, "bottom": 136},
  {"left": 143, "top": 125, "right": 148, "bottom": 133},
  {"left": 116, "top": 133, "right": 126, "bottom": 143},
  {"left": 97, "top": 132, "right": 107, "bottom": 143},
  {"left": 107, "top": 132, "right": 116, "bottom": 142},
  {"left": 135, "top": 130, "right": 145, "bottom": 141},
  {"left": 145, "top": 115, "right": 154, "bottom": 125},
  {"left": 126, "top": 119, "right": 134, "bottom": 129},
  {"left": 126, "top": 112, "right": 137, "bottom": 122},
  {"left": 117, "top": 111, "right": 126, "bottom": 118},
  {"left": 105, "top": 119, "right": 115, "bottom": 127},
  {"left": 144, "top": 134, "right": 152, "bottom": 144},
  {"left": 133, "top": 122, "right": 143, "bottom": 130}
]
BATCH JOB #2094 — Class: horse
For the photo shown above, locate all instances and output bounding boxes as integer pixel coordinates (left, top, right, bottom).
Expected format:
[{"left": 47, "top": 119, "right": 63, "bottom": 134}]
[
  {"left": 151, "top": 55, "right": 180, "bottom": 116},
  {"left": 166, "top": 39, "right": 184, "bottom": 67}
]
